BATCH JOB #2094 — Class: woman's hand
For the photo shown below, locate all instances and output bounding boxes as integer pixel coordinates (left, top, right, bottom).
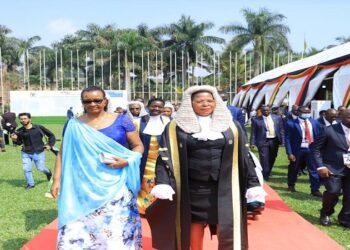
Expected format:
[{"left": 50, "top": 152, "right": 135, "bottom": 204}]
[
  {"left": 51, "top": 179, "right": 60, "bottom": 199},
  {"left": 106, "top": 156, "right": 129, "bottom": 168}
]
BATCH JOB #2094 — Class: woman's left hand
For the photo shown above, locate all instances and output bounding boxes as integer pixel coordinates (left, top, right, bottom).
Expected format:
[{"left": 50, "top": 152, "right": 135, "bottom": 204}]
[{"left": 106, "top": 156, "right": 129, "bottom": 168}]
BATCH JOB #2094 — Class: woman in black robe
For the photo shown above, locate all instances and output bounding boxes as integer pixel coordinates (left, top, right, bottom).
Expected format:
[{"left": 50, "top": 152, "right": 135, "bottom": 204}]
[{"left": 146, "top": 85, "right": 261, "bottom": 250}]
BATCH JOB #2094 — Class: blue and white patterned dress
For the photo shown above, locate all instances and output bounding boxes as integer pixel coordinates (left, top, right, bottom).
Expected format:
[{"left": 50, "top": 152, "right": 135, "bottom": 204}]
[{"left": 57, "top": 115, "right": 142, "bottom": 250}]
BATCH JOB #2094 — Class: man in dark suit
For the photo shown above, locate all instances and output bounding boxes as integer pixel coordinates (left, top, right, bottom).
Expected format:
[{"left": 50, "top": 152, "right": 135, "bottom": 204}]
[
  {"left": 1, "top": 109, "right": 17, "bottom": 145},
  {"left": 219, "top": 91, "right": 246, "bottom": 135},
  {"left": 250, "top": 105, "right": 284, "bottom": 180},
  {"left": 312, "top": 109, "right": 350, "bottom": 227},
  {"left": 337, "top": 106, "right": 346, "bottom": 123},
  {"left": 317, "top": 108, "right": 337, "bottom": 128},
  {"left": 284, "top": 105, "right": 299, "bottom": 129},
  {"left": 285, "top": 106, "right": 322, "bottom": 196},
  {"left": 317, "top": 110, "right": 326, "bottom": 123}
]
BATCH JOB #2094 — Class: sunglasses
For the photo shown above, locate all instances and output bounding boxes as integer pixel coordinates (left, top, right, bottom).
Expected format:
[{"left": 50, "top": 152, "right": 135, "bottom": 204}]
[{"left": 81, "top": 99, "right": 104, "bottom": 105}]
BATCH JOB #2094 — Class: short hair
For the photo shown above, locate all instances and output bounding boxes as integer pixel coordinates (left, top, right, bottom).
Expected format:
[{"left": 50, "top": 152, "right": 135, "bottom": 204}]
[
  {"left": 147, "top": 97, "right": 165, "bottom": 107},
  {"left": 319, "top": 110, "right": 326, "bottom": 115},
  {"left": 326, "top": 108, "right": 337, "bottom": 114},
  {"left": 298, "top": 106, "right": 310, "bottom": 112},
  {"left": 18, "top": 112, "right": 31, "bottom": 118},
  {"left": 80, "top": 86, "right": 106, "bottom": 99},
  {"left": 80, "top": 86, "right": 108, "bottom": 111},
  {"left": 260, "top": 105, "right": 270, "bottom": 109}
]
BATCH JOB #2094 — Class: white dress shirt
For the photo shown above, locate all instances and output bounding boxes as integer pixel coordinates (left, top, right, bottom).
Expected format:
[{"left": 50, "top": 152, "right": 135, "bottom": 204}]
[
  {"left": 263, "top": 115, "right": 276, "bottom": 138},
  {"left": 298, "top": 118, "right": 314, "bottom": 143}
]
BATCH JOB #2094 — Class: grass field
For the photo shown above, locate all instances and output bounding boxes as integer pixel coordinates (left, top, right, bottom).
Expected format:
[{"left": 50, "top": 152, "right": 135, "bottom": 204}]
[{"left": 0, "top": 117, "right": 349, "bottom": 249}]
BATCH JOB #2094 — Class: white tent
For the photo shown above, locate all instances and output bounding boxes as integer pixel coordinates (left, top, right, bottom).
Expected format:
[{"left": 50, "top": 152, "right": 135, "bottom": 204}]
[
  {"left": 242, "top": 87, "right": 259, "bottom": 108},
  {"left": 251, "top": 83, "right": 278, "bottom": 109},
  {"left": 238, "top": 88, "right": 249, "bottom": 106},
  {"left": 333, "top": 64, "right": 350, "bottom": 108},
  {"left": 240, "top": 42, "right": 350, "bottom": 108},
  {"left": 272, "top": 76, "right": 307, "bottom": 107},
  {"left": 245, "top": 42, "right": 350, "bottom": 86},
  {"left": 232, "top": 90, "right": 243, "bottom": 106},
  {"left": 232, "top": 88, "right": 248, "bottom": 106},
  {"left": 302, "top": 67, "right": 338, "bottom": 105}
]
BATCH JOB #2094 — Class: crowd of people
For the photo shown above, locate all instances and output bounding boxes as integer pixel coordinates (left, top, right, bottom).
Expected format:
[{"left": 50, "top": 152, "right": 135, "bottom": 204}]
[
  {"left": 250, "top": 103, "right": 350, "bottom": 229},
  {"left": 50, "top": 85, "right": 265, "bottom": 250},
  {"left": 1, "top": 85, "right": 349, "bottom": 249}
]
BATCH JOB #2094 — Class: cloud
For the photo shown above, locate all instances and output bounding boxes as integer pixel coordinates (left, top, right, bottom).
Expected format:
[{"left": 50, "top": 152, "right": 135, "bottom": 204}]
[{"left": 47, "top": 18, "right": 77, "bottom": 36}]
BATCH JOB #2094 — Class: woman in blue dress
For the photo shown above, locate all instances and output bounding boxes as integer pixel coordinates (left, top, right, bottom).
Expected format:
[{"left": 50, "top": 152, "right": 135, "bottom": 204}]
[{"left": 51, "top": 86, "right": 144, "bottom": 250}]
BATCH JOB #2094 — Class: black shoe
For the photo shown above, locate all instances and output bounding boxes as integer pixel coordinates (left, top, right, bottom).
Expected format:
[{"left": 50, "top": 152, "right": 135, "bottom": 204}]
[
  {"left": 320, "top": 214, "right": 331, "bottom": 226},
  {"left": 339, "top": 222, "right": 350, "bottom": 228},
  {"left": 25, "top": 184, "right": 35, "bottom": 189},
  {"left": 46, "top": 170, "right": 52, "bottom": 181},
  {"left": 247, "top": 201, "right": 265, "bottom": 213},
  {"left": 288, "top": 186, "right": 296, "bottom": 192},
  {"left": 311, "top": 191, "right": 323, "bottom": 198}
]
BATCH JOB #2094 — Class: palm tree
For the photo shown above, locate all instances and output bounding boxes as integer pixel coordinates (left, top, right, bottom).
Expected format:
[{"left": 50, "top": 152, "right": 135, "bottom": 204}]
[
  {"left": 335, "top": 36, "right": 350, "bottom": 45},
  {"left": 0, "top": 25, "right": 12, "bottom": 49},
  {"left": 157, "top": 15, "right": 225, "bottom": 85},
  {"left": 220, "top": 8, "right": 290, "bottom": 77}
]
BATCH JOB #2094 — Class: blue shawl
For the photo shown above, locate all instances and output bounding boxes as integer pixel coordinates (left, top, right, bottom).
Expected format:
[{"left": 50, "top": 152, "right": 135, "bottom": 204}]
[{"left": 58, "top": 119, "right": 141, "bottom": 228}]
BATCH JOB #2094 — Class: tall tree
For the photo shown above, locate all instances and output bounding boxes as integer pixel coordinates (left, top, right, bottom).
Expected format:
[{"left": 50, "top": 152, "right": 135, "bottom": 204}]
[
  {"left": 335, "top": 36, "right": 350, "bottom": 44},
  {"left": 157, "top": 15, "right": 225, "bottom": 85},
  {"left": 220, "top": 8, "right": 290, "bottom": 77},
  {"left": 0, "top": 25, "right": 12, "bottom": 48}
]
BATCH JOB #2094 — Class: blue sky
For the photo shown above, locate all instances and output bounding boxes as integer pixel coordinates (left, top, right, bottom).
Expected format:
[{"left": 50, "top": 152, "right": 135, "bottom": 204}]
[{"left": 1, "top": 0, "right": 349, "bottom": 52}]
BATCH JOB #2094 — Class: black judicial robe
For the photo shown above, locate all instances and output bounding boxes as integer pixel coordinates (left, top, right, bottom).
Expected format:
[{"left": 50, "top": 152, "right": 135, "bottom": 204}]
[{"left": 146, "top": 120, "right": 259, "bottom": 250}]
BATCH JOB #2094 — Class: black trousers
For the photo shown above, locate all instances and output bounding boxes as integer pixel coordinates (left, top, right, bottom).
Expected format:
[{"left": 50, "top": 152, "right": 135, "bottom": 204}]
[
  {"left": 4, "top": 133, "right": 9, "bottom": 145},
  {"left": 257, "top": 138, "right": 279, "bottom": 180},
  {"left": 321, "top": 173, "right": 350, "bottom": 226}
]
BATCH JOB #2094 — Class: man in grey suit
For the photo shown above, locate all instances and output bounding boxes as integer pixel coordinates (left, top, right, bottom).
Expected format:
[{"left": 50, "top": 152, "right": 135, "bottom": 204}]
[{"left": 312, "top": 109, "right": 350, "bottom": 227}]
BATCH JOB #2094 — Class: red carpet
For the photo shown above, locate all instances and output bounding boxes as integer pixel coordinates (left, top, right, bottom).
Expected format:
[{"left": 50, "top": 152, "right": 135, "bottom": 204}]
[{"left": 21, "top": 184, "right": 344, "bottom": 250}]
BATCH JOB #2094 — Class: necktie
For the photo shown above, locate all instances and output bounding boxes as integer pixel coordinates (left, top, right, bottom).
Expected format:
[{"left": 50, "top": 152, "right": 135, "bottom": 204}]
[
  {"left": 267, "top": 116, "right": 275, "bottom": 137},
  {"left": 304, "top": 120, "right": 312, "bottom": 144}
]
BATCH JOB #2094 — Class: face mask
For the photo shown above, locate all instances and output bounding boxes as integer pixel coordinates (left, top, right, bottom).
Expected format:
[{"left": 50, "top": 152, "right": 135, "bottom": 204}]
[{"left": 299, "top": 113, "right": 311, "bottom": 120}]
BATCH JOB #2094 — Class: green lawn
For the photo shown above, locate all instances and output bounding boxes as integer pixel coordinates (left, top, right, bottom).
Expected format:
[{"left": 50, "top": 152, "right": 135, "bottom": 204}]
[
  {"left": 0, "top": 119, "right": 64, "bottom": 250},
  {"left": 0, "top": 118, "right": 349, "bottom": 249}
]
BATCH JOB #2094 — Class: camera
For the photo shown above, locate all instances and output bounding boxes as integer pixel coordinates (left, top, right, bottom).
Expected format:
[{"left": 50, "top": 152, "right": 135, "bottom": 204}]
[
  {"left": 50, "top": 147, "right": 59, "bottom": 156},
  {"left": 5, "top": 124, "right": 16, "bottom": 135},
  {"left": 43, "top": 145, "right": 59, "bottom": 156}
]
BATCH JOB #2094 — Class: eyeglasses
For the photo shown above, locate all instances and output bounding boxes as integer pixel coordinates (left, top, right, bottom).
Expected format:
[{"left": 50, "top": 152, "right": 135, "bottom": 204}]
[{"left": 81, "top": 99, "right": 104, "bottom": 105}]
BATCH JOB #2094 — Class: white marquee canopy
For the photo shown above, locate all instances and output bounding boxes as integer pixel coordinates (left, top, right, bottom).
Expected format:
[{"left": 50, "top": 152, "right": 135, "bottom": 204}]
[{"left": 244, "top": 42, "right": 350, "bottom": 86}]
